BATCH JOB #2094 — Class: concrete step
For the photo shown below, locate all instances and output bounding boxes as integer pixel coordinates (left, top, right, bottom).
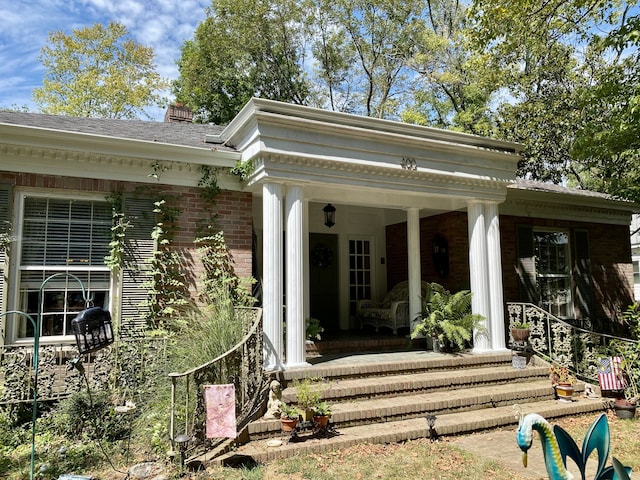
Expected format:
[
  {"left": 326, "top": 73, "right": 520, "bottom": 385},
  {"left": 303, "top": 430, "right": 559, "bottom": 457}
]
[
  {"left": 281, "top": 364, "right": 549, "bottom": 404},
  {"left": 249, "top": 379, "right": 572, "bottom": 439},
  {"left": 218, "top": 397, "right": 607, "bottom": 465}
]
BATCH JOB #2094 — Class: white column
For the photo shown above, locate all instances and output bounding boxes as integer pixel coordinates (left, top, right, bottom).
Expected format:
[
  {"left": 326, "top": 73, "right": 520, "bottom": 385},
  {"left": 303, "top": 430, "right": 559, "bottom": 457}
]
[
  {"left": 285, "top": 185, "right": 309, "bottom": 367},
  {"left": 407, "top": 208, "right": 422, "bottom": 332},
  {"left": 303, "top": 199, "right": 310, "bottom": 327},
  {"left": 486, "top": 202, "right": 507, "bottom": 351},
  {"left": 263, "top": 182, "right": 284, "bottom": 369},
  {"left": 467, "top": 201, "right": 491, "bottom": 352}
]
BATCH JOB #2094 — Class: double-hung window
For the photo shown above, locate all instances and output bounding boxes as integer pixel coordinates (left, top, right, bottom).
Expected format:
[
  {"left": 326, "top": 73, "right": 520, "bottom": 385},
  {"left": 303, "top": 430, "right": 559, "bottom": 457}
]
[
  {"left": 533, "top": 230, "right": 572, "bottom": 318},
  {"left": 12, "top": 193, "right": 112, "bottom": 342}
]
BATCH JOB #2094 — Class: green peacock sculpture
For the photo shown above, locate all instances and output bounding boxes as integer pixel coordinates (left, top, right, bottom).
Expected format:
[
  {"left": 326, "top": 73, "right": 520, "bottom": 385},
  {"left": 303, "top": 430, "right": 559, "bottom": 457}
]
[{"left": 516, "top": 413, "right": 632, "bottom": 480}]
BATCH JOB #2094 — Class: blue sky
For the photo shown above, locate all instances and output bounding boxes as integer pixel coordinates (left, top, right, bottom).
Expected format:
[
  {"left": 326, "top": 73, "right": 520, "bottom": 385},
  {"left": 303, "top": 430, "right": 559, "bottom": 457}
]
[{"left": 0, "top": 0, "right": 210, "bottom": 121}]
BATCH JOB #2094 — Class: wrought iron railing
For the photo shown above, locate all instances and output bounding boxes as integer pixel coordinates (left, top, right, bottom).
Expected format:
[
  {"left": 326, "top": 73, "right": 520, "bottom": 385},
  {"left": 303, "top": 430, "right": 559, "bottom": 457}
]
[
  {"left": 507, "top": 303, "right": 638, "bottom": 383},
  {"left": 168, "top": 306, "right": 265, "bottom": 458},
  {"left": 0, "top": 337, "right": 167, "bottom": 404}
]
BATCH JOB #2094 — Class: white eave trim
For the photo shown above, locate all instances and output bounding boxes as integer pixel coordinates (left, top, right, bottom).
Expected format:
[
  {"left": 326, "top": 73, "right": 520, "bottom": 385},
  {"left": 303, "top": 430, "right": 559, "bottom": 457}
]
[{"left": 206, "top": 98, "right": 523, "bottom": 156}]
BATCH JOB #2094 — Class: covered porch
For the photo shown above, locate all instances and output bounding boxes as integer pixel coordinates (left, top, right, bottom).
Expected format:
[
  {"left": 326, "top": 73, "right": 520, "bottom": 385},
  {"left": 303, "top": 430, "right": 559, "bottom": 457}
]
[{"left": 208, "top": 99, "right": 522, "bottom": 369}]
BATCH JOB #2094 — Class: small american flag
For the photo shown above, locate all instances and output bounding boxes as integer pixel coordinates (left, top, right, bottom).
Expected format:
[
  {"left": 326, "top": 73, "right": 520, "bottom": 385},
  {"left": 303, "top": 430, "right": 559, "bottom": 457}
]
[{"left": 597, "top": 356, "right": 626, "bottom": 391}]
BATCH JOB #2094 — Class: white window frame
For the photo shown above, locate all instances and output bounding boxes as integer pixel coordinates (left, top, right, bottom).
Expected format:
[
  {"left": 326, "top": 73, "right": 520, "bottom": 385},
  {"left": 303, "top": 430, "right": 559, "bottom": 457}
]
[
  {"left": 533, "top": 228, "right": 573, "bottom": 319},
  {"left": 7, "top": 189, "right": 113, "bottom": 346}
]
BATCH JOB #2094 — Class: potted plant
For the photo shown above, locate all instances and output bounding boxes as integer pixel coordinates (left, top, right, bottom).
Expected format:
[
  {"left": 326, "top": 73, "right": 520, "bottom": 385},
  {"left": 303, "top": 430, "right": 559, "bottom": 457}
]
[
  {"left": 293, "top": 377, "right": 324, "bottom": 421},
  {"left": 279, "top": 403, "right": 300, "bottom": 432},
  {"left": 549, "top": 363, "right": 576, "bottom": 400},
  {"left": 306, "top": 317, "right": 324, "bottom": 342},
  {"left": 312, "top": 400, "right": 332, "bottom": 430},
  {"left": 510, "top": 321, "right": 530, "bottom": 342},
  {"left": 411, "top": 282, "right": 485, "bottom": 353}
]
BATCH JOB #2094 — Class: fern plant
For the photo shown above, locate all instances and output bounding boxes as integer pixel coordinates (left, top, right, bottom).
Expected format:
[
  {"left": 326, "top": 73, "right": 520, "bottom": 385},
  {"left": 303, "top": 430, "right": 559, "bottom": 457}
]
[{"left": 411, "top": 282, "right": 485, "bottom": 352}]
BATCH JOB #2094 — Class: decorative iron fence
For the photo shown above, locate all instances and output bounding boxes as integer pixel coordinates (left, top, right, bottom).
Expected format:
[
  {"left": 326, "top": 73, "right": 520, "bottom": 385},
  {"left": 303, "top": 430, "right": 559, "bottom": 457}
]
[
  {"left": 168, "top": 306, "right": 266, "bottom": 458},
  {"left": 507, "top": 303, "right": 637, "bottom": 382},
  {"left": 0, "top": 337, "right": 167, "bottom": 405}
]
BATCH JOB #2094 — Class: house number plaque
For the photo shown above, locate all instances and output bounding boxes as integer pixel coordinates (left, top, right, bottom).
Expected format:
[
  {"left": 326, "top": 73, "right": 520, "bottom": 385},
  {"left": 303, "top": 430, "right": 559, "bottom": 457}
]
[{"left": 401, "top": 157, "right": 417, "bottom": 171}]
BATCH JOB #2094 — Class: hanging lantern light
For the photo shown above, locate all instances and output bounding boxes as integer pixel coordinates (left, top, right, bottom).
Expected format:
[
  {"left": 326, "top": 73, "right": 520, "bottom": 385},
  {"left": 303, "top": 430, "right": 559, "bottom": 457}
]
[
  {"left": 323, "top": 203, "right": 336, "bottom": 228},
  {"left": 71, "top": 307, "right": 114, "bottom": 355}
]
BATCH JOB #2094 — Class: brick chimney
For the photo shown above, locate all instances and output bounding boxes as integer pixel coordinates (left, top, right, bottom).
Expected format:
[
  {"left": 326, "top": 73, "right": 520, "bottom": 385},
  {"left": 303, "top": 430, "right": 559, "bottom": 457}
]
[{"left": 164, "top": 103, "right": 193, "bottom": 123}]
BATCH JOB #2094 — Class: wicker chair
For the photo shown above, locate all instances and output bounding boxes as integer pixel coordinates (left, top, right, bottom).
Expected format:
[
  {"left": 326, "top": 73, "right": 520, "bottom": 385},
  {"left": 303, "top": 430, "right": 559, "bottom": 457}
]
[{"left": 357, "top": 281, "right": 430, "bottom": 334}]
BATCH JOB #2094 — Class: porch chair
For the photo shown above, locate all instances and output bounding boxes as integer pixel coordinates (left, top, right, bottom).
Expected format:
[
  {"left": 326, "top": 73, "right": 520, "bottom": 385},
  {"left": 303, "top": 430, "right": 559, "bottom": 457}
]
[{"left": 357, "top": 280, "right": 430, "bottom": 335}]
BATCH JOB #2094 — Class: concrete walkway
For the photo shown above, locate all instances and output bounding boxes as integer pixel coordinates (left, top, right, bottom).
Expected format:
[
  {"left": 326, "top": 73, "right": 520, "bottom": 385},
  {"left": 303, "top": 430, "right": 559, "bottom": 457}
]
[{"left": 452, "top": 426, "right": 635, "bottom": 479}]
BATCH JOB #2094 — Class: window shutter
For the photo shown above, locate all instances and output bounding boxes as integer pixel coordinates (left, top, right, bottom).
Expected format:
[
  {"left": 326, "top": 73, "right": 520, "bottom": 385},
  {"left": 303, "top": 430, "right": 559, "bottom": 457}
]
[
  {"left": 0, "top": 184, "right": 12, "bottom": 317},
  {"left": 120, "top": 194, "right": 156, "bottom": 338},
  {"left": 516, "top": 224, "right": 538, "bottom": 303},
  {"left": 573, "top": 229, "right": 593, "bottom": 321}
]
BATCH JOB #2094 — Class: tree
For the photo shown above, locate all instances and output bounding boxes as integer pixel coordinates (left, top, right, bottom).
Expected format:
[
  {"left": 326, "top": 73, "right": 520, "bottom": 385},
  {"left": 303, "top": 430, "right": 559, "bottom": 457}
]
[
  {"left": 320, "top": 0, "right": 426, "bottom": 119},
  {"left": 174, "top": 0, "right": 309, "bottom": 124},
  {"left": 469, "top": 0, "right": 640, "bottom": 196},
  {"left": 176, "top": 0, "right": 432, "bottom": 122},
  {"left": 402, "top": 0, "right": 496, "bottom": 135},
  {"left": 33, "top": 21, "right": 167, "bottom": 119}
]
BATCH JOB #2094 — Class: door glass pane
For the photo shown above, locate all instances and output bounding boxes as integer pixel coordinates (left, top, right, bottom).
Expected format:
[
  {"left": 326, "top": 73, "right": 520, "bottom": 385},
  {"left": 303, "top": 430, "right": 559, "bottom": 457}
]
[
  {"left": 349, "top": 239, "right": 372, "bottom": 317},
  {"left": 534, "top": 231, "right": 572, "bottom": 318}
]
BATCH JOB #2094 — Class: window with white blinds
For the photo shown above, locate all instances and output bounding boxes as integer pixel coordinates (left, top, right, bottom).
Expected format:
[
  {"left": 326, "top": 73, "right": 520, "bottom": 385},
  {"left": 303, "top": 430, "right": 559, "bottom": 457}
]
[{"left": 17, "top": 196, "right": 112, "bottom": 339}]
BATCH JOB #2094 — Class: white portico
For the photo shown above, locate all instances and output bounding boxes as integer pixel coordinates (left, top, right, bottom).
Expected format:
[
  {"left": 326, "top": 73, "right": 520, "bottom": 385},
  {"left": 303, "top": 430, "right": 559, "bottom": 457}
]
[{"left": 208, "top": 99, "right": 522, "bottom": 370}]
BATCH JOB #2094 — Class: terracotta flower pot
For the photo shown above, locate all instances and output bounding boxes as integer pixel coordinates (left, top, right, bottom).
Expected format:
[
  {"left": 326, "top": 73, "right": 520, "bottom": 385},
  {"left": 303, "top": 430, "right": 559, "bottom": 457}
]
[
  {"left": 281, "top": 417, "right": 299, "bottom": 432},
  {"left": 313, "top": 415, "right": 330, "bottom": 429}
]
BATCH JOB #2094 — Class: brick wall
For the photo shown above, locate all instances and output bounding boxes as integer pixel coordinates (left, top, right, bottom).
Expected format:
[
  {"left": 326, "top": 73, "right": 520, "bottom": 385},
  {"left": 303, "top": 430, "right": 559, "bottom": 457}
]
[
  {"left": 386, "top": 211, "right": 469, "bottom": 291},
  {"left": 386, "top": 210, "right": 634, "bottom": 327},
  {"left": 0, "top": 171, "right": 253, "bottom": 291}
]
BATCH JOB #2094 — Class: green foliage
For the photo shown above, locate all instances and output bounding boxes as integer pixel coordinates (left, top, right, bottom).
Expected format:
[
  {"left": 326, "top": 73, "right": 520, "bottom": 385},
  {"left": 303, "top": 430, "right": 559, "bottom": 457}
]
[
  {"left": 142, "top": 199, "right": 192, "bottom": 330},
  {"left": 230, "top": 159, "right": 255, "bottom": 182},
  {"left": 468, "top": 0, "right": 640, "bottom": 191},
  {"left": 198, "top": 165, "right": 222, "bottom": 204},
  {"left": 104, "top": 192, "right": 130, "bottom": 272},
  {"left": 52, "top": 390, "right": 132, "bottom": 442},
  {"left": 280, "top": 403, "right": 301, "bottom": 420},
  {"left": 293, "top": 377, "right": 325, "bottom": 410},
  {"left": 169, "top": 286, "right": 246, "bottom": 372},
  {"left": 610, "top": 304, "right": 640, "bottom": 402},
  {"left": 306, "top": 317, "right": 324, "bottom": 341},
  {"left": 174, "top": 0, "right": 309, "bottom": 124},
  {"left": 411, "top": 282, "right": 485, "bottom": 352},
  {"left": 195, "top": 229, "right": 254, "bottom": 307},
  {"left": 313, "top": 401, "right": 332, "bottom": 417},
  {"left": 33, "top": 21, "right": 168, "bottom": 119}
]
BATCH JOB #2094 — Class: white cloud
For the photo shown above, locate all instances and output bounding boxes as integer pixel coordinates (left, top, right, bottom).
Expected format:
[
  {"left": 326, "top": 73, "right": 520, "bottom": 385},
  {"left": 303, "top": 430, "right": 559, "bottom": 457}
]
[{"left": 0, "top": 0, "right": 209, "bottom": 119}]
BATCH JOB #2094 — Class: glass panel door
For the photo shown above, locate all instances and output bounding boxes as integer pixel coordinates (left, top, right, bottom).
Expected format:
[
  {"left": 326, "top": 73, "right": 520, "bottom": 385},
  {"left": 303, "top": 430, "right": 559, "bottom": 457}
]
[{"left": 348, "top": 238, "right": 372, "bottom": 317}]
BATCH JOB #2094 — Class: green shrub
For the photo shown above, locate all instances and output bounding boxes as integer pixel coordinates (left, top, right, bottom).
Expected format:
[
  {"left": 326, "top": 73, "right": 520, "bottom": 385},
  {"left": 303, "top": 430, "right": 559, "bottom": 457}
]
[{"left": 53, "top": 390, "right": 131, "bottom": 442}]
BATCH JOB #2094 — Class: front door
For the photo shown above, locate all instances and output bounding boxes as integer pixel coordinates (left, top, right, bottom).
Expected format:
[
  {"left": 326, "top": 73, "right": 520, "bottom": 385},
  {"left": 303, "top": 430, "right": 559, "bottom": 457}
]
[{"left": 309, "top": 233, "right": 340, "bottom": 332}]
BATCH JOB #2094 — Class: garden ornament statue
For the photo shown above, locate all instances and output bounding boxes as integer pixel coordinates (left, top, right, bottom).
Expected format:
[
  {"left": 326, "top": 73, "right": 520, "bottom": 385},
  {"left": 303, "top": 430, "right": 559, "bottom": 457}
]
[
  {"left": 264, "top": 379, "right": 284, "bottom": 419},
  {"left": 516, "top": 412, "right": 632, "bottom": 480}
]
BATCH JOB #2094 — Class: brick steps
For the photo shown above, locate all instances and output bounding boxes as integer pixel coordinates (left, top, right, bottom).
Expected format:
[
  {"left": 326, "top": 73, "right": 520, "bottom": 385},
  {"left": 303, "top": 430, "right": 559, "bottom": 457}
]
[
  {"left": 218, "top": 398, "right": 606, "bottom": 465},
  {"left": 249, "top": 378, "right": 558, "bottom": 439},
  {"left": 285, "top": 350, "right": 514, "bottom": 381},
  {"left": 211, "top": 349, "right": 605, "bottom": 466},
  {"left": 281, "top": 365, "right": 549, "bottom": 403}
]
